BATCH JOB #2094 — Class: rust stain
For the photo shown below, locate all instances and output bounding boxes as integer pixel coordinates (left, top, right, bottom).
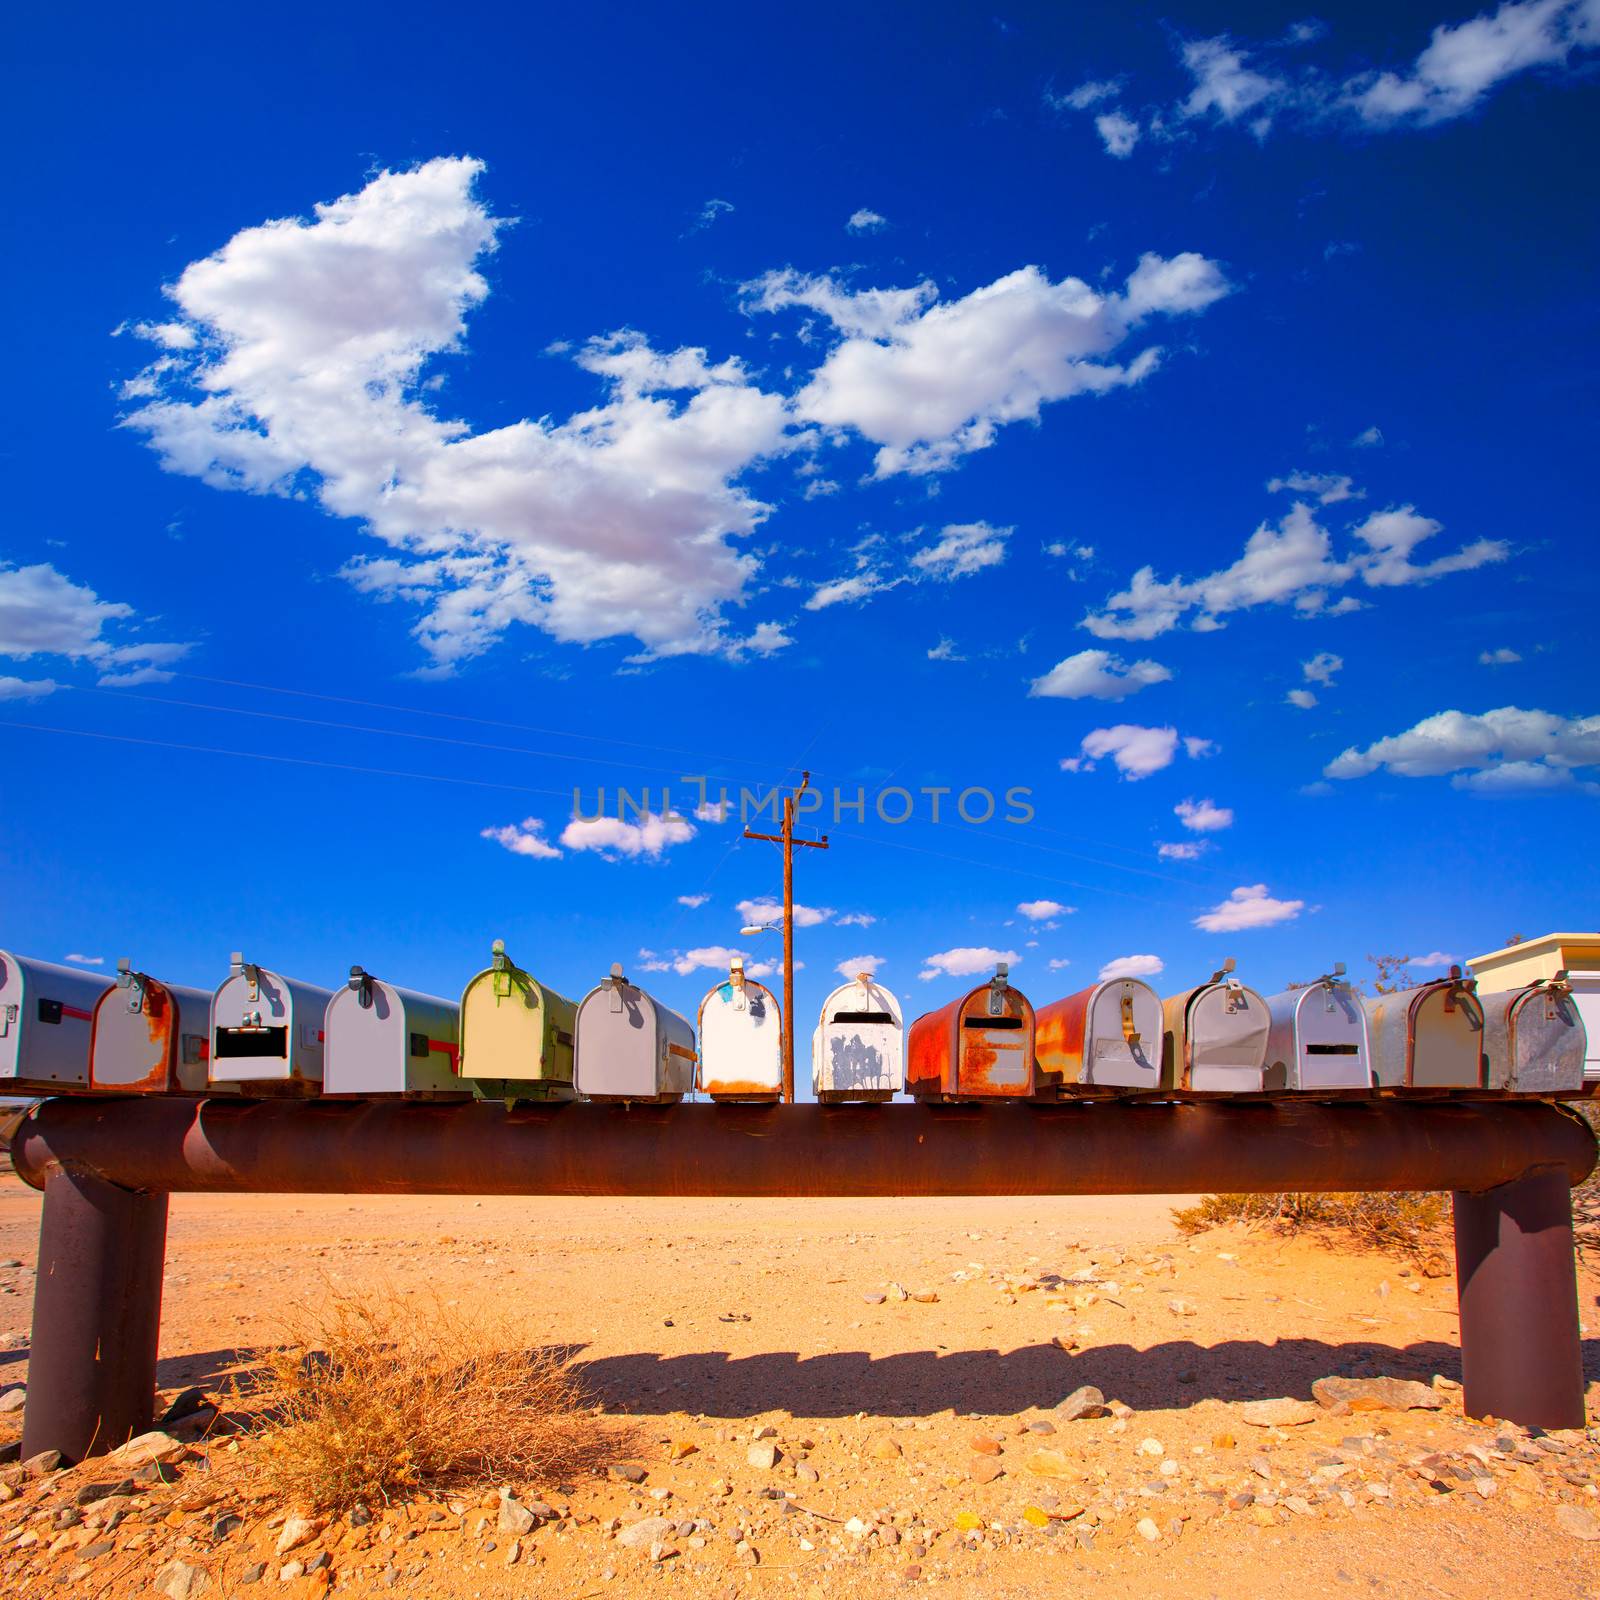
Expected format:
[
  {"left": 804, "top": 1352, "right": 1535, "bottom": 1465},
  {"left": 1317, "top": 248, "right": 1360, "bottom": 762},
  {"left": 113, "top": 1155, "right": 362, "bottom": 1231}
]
[
  {"left": 703, "top": 1078, "right": 782, "bottom": 1101},
  {"left": 1035, "top": 986, "right": 1092, "bottom": 1087}
]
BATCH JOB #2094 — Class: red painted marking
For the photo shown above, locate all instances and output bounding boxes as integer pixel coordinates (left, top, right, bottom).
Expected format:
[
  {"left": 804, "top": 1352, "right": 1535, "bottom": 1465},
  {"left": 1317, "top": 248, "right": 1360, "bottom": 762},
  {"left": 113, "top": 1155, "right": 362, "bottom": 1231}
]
[
  {"left": 60, "top": 1004, "right": 94, "bottom": 1022},
  {"left": 428, "top": 1039, "right": 460, "bottom": 1068}
]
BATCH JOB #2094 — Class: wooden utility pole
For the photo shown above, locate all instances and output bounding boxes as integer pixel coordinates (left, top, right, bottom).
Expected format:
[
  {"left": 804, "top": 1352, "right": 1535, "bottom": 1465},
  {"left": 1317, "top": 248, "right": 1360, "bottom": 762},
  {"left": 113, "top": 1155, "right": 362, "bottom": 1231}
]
[{"left": 743, "top": 771, "right": 829, "bottom": 1103}]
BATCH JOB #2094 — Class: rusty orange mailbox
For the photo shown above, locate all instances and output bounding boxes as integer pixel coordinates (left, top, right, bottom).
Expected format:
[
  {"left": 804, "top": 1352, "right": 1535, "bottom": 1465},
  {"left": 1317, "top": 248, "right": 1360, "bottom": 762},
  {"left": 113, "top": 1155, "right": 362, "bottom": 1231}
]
[
  {"left": 1036, "top": 975, "right": 1163, "bottom": 1094},
  {"left": 88, "top": 961, "right": 223, "bottom": 1095},
  {"left": 907, "top": 963, "right": 1037, "bottom": 1100}
]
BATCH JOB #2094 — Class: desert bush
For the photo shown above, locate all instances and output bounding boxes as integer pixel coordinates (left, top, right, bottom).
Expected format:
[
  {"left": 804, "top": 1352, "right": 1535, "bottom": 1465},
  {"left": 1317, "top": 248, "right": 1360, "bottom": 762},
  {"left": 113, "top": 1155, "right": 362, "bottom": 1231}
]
[
  {"left": 1172, "top": 1190, "right": 1448, "bottom": 1257},
  {"left": 247, "top": 1287, "right": 613, "bottom": 1510}
]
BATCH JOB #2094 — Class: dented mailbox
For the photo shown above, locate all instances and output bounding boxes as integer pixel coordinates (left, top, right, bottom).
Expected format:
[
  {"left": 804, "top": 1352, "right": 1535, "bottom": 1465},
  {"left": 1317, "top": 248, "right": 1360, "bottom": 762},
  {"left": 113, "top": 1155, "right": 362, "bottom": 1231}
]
[
  {"left": 324, "top": 966, "right": 465, "bottom": 1098},
  {"left": 0, "top": 951, "right": 113, "bottom": 1091},
  {"left": 907, "top": 964, "right": 1036, "bottom": 1100},
  {"left": 1160, "top": 960, "right": 1270, "bottom": 1094},
  {"left": 209, "top": 953, "right": 333, "bottom": 1091},
  {"left": 697, "top": 957, "right": 781, "bottom": 1102},
  {"left": 458, "top": 940, "right": 576, "bottom": 1102},
  {"left": 1036, "top": 975, "right": 1162, "bottom": 1094},
  {"left": 813, "top": 972, "right": 904, "bottom": 1102},
  {"left": 1262, "top": 966, "right": 1373, "bottom": 1093},
  {"left": 1481, "top": 975, "right": 1587, "bottom": 1094},
  {"left": 573, "top": 963, "right": 696, "bottom": 1103},
  {"left": 1366, "top": 967, "right": 1486, "bottom": 1092},
  {"left": 89, "top": 961, "right": 219, "bottom": 1094}
]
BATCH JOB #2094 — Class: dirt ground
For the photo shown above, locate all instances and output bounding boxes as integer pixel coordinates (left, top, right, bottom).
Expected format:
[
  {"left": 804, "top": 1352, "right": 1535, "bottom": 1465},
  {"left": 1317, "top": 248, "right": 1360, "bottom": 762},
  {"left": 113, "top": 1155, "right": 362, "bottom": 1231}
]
[{"left": 1, "top": 1177, "right": 1597, "bottom": 1599}]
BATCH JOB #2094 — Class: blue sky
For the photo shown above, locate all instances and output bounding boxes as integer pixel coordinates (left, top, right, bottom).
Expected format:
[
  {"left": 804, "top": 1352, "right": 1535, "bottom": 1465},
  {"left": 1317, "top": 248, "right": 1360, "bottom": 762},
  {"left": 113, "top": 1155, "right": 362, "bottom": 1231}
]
[{"left": 2, "top": 0, "right": 1597, "bottom": 1035}]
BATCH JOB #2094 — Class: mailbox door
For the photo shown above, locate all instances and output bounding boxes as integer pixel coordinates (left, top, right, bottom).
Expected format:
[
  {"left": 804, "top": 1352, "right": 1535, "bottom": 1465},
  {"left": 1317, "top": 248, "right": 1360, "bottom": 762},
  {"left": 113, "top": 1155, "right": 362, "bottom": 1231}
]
[
  {"left": 211, "top": 967, "right": 330, "bottom": 1085},
  {"left": 90, "top": 978, "right": 214, "bottom": 1093},
  {"left": 1294, "top": 985, "right": 1371, "bottom": 1091},
  {"left": 1492, "top": 986, "right": 1586, "bottom": 1093},
  {"left": 461, "top": 966, "right": 543, "bottom": 1082},
  {"left": 1408, "top": 985, "right": 1485, "bottom": 1089},
  {"left": 815, "top": 980, "right": 903, "bottom": 1098},
  {"left": 1183, "top": 983, "right": 1269, "bottom": 1092},
  {"left": 0, "top": 952, "right": 110, "bottom": 1087},
  {"left": 576, "top": 982, "right": 659, "bottom": 1098},
  {"left": 1083, "top": 980, "right": 1161, "bottom": 1089},
  {"left": 955, "top": 985, "right": 1033, "bottom": 1097},
  {"left": 699, "top": 981, "right": 781, "bottom": 1098},
  {"left": 326, "top": 983, "right": 462, "bottom": 1096}
]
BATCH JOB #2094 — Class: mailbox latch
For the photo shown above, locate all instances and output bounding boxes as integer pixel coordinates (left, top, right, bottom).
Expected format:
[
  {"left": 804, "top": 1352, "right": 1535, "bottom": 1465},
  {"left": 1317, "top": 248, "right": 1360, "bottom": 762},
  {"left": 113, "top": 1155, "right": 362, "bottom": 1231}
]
[
  {"left": 988, "top": 962, "right": 1010, "bottom": 1017},
  {"left": 0, "top": 1003, "right": 13, "bottom": 1037},
  {"left": 1119, "top": 989, "right": 1141, "bottom": 1048},
  {"left": 605, "top": 962, "right": 626, "bottom": 1013}
]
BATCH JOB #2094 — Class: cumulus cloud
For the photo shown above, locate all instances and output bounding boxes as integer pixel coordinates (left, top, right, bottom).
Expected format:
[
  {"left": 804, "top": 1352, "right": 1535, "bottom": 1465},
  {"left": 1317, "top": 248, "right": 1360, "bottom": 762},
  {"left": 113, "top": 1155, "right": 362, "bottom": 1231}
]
[
  {"left": 1287, "top": 688, "right": 1319, "bottom": 709},
  {"left": 1479, "top": 646, "right": 1522, "bottom": 665},
  {"left": 1028, "top": 647, "right": 1172, "bottom": 701},
  {"left": 671, "top": 945, "right": 767, "bottom": 977},
  {"left": 846, "top": 209, "right": 888, "bottom": 233},
  {"left": 1325, "top": 705, "right": 1600, "bottom": 792},
  {"left": 1048, "top": 956, "right": 1074, "bottom": 970},
  {"left": 928, "top": 637, "right": 964, "bottom": 662},
  {"left": 1099, "top": 953, "right": 1164, "bottom": 980},
  {"left": 1018, "top": 899, "right": 1075, "bottom": 921},
  {"left": 676, "top": 892, "right": 710, "bottom": 908},
  {"left": 836, "top": 953, "right": 885, "bottom": 977},
  {"left": 1194, "top": 884, "right": 1305, "bottom": 932},
  {"left": 1353, "top": 425, "right": 1385, "bottom": 448},
  {"left": 836, "top": 911, "right": 877, "bottom": 928},
  {"left": 1157, "top": 840, "right": 1209, "bottom": 861},
  {"left": 1060, "top": 723, "right": 1212, "bottom": 780},
  {"left": 738, "top": 897, "right": 833, "bottom": 928},
  {"left": 1303, "top": 650, "right": 1343, "bottom": 686},
  {"left": 1083, "top": 501, "right": 1504, "bottom": 641},
  {"left": 64, "top": 953, "right": 105, "bottom": 966},
  {"left": 1174, "top": 796, "right": 1233, "bottom": 832},
  {"left": 0, "top": 562, "right": 191, "bottom": 684},
  {"left": 919, "top": 946, "right": 1019, "bottom": 981},
  {"left": 1096, "top": 111, "right": 1142, "bottom": 156},
  {"left": 1415, "top": 950, "right": 1459, "bottom": 967},
  {"left": 0, "top": 675, "right": 60, "bottom": 701},
  {"left": 560, "top": 810, "right": 696, "bottom": 859},
  {"left": 480, "top": 817, "right": 563, "bottom": 859},
  {"left": 1267, "top": 470, "right": 1361, "bottom": 504}
]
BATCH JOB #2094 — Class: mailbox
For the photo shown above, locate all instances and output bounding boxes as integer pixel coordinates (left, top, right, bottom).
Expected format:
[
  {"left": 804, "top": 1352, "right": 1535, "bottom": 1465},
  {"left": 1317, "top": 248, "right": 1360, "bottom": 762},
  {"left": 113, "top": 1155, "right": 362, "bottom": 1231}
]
[
  {"left": 1036, "top": 975, "right": 1162, "bottom": 1094},
  {"left": 458, "top": 940, "right": 576, "bottom": 1102},
  {"left": 697, "top": 957, "right": 781, "bottom": 1101},
  {"left": 1160, "top": 960, "right": 1270, "bottom": 1094},
  {"left": 907, "top": 963, "right": 1036, "bottom": 1099},
  {"left": 210, "top": 952, "right": 333, "bottom": 1091},
  {"left": 1365, "top": 967, "right": 1486, "bottom": 1092},
  {"left": 1262, "top": 966, "right": 1373, "bottom": 1093},
  {"left": 0, "top": 951, "right": 113, "bottom": 1091},
  {"left": 812, "top": 972, "right": 904, "bottom": 1102},
  {"left": 324, "top": 965, "right": 465, "bottom": 1098},
  {"left": 89, "top": 961, "right": 221, "bottom": 1094},
  {"left": 1481, "top": 975, "right": 1587, "bottom": 1094},
  {"left": 573, "top": 963, "right": 696, "bottom": 1103}
]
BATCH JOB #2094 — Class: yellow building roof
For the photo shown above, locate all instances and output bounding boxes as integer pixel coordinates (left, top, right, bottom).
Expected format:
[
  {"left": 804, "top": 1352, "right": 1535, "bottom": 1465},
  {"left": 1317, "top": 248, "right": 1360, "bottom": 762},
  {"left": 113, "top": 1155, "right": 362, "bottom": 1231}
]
[{"left": 1469, "top": 931, "right": 1600, "bottom": 968}]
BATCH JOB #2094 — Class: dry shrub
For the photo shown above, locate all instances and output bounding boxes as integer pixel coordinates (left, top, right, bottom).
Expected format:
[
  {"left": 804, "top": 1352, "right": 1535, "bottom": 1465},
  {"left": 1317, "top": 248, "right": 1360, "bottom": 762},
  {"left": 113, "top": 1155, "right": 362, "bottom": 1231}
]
[
  {"left": 249, "top": 1287, "right": 613, "bottom": 1510},
  {"left": 1172, "top": 1190, "right": 1448, "bottom": 1257}
]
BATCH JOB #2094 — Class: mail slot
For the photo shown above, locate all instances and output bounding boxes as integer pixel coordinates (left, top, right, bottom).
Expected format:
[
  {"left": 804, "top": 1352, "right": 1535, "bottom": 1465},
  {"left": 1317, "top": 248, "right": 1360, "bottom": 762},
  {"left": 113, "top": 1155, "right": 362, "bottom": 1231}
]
[
  {"left": 697, "top": 957, "right": 781, "bottom": 1101},
  {"left": 1262, "top": 966, "right": 1374, "bottom": 1093},
  {"left": 458, "top": 940, "right": 576, "bottom": 1102},
  {"left": 0, "top": 950, "right": 113, "bottom": 1091},
  {"left": 573, "top": 963, "right": 696, "bottom": 1103},
  {"left": 1160, "top": 960, "right": 1270, "bottom": 1093},
  {"left": 908, "top": 963, "right": 1036, "bottom": 1099},
  {"left": 324, "top": 965, "right": 465, "bottom": 1098},
  {"left": 210, "top": 952, "right": 333, "bottom": 1091},
  {"left": 1036, "top": 975, "right": 1162, "bottom": 1093},
  {"left": 1481, "top": 974, "right": 1587, "bottom": 1094},
  {"left": 89, "top": 960, "right": 224, "bottom": 1094},
  {"left": 813, "top": 972, "right": 904, "bottom": 1102},
  {"left": 1366, "top": 967, "right": 1486, "bottom": 1092}
]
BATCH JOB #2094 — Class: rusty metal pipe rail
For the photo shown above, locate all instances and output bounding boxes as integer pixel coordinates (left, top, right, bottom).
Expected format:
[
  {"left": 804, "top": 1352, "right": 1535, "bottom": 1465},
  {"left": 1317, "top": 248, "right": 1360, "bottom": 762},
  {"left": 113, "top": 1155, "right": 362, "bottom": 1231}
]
[{"left": 11, "top": 1096, "right": 1596, "bottom": 1465}]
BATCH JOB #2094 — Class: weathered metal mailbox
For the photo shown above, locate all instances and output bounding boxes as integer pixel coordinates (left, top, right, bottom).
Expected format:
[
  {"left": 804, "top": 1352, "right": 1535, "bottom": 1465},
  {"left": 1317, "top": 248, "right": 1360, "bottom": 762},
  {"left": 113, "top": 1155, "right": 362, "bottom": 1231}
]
[
  {"left": 1262, "top": 965, "right": 1374, "bottom": 1093},
  {"left": 697, "top": 957, "right": 781, "bottom": 1102},
  {"left": 1366, "top": 967, "right": 1487, "bottom": 1092},
  {"left": 573, "top": 963, "right": 696, "bottom": 1103},
  {"left": 908, "top": 963, "right": 1037, "bottom": 1100},
  {"left": 209, "top": 953, "right": 333, "bottom": 1091},
  {"left": 88, "top": 961, "right": 218, "bottom": 1094},
  {"left": 1160, "top": 960, "right": 1270, "bottom": 1094},
  {"left": 0, "top": 951, "right": 113, "bottom": 1091},
  {"left": 812, "top": 972, "right": 904, "bottom": 1102},
  {"left": 1035, "top": 974, "right": 1163, "bottom": 1094},
  {"left": 458, "top": 940, "right": 576, "bottom": 1102},
  {"left": 1481, "top": 975, "right": 1587, "bottom": 1094},
  {"left": 323, "top": 966, "right": 465, "bottom": 1098}
]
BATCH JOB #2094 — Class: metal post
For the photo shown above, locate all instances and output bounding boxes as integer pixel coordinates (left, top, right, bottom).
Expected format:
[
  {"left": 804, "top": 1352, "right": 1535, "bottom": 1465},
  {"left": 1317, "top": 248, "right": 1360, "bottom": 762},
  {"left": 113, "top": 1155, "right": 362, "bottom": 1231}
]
[
  {"left": 1452, "top": 1167, "right": 1586, "bottom": 1430},
  {"left": 21, "top": 1166, "right": 169, "bottom": 1464}
]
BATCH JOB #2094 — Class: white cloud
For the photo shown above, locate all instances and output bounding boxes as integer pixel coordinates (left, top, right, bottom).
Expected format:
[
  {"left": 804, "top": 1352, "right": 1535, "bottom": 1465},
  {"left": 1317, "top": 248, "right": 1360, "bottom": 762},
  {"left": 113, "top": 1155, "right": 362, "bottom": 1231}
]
[
  {"left": 836, "top": 911, "right": 877, "bottom": 927},
  {"left": 1180, "top": 35, "right": 1285, "bottom": 123},
  {"left": 1157, "top": 840, "right": 1209, "bottom": 861},
  {"left": 480, "top": 817, "right": 563, "bottom": 860},
  {"left": 1353, "top": 425, "right": 1384, "bottom": 448},
  {"left": 909, "top": 521, "right": 1011, "bottom": 579},
  {"left": 64, "top": 953, "right": 105, "bottom": 966},
  {"left": 1303, "top": 650, "right": 1343, "bottom": 686},
  {"left": 1099, "top": 953, "right": 1164, "bottom": 980},
  {"left": 1479, "top": 646, "right": 1521, "bottom": 665},
  {"left": 1267, "top": 470, "right": 1361, "bottom": 504},
  {"left": 748, "top": 253, "right": 1230, "bottom": 477},
  {"left": 1194, "top": 884, "right": 1305, "bottom": 932},
  {"left": 1415, "top": 950, "right": 1458, "bottom": 967},
  {"left": 673, "top": 945, "right": 740, "bottom": 976},
  {"left": 1174, "top": 796, "right": 1233, "bottom": 832},
  {"left": 1287, "top": 688, "right": 1318, "bottom": 709},
  {"left": 560, "top": 810, "right": 696, "bottom": 859},
  {"left": 1184, "top": 735, "right": 1215, "bottom": 760},
  {"left": 1083, "top": 501, "right": 1505, "bottom": 641},
  {"left": 737, "top": 897, "right": 833, "bottom": 928},
  {"left": 1062, "top": 723, "right": 1207, "bottom": 780},
  {"left": 836, "top": 953, "right": 885, "bottom": 977},
  {"left": 693, "top": 799, "right": 729, "bottom": 823},
  {"left": 676, "top": 892, "right": 710, "bottom": 908},
  {"left": 919, "top": 946, "right": 1019, "bottom": 981},
  {"left": 687, "top": 198, "right": 735, "bottom": 233},
  {"left": 1047, "top": 956, "right": 1074, "bottom": 970},
  {"left": 928, "top": 636, "right": 965, "bottom": 662},
  {"left": 0, "top": 675, "right": 60, "bottom": 701},
  {"left": 1050, "top": 79, "right": 1123, "bottom": 111},
  {"left": 1018, "top": 899, "right": 1075, "bottom": 921},
  {"left": 1325, "top": 706, "right": 1600, "bottom": 792},
  {"left": 1028, "top": 648, "right": 1172, "bottom": 701},
  {"left": 846, "top": 209, "right": 888, "bottom": 233},
  {"left": 0, "top": 562, "right": 191, "bottom": 683},
  {"left": 1095, "top": 111, "right": 1142, "bottom": 157},
  {"left": 805, "top": 566, "right": 905, "bottom": 611}
]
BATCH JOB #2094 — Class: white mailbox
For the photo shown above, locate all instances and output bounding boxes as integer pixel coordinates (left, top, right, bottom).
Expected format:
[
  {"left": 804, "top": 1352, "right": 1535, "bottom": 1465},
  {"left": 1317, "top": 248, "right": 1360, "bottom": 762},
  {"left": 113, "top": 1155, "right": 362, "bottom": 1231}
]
[
  {"left": 1035, "top": 976, "right": 1163, "bottom": 1093},
  {"left": 1262, "top": 966, "right": 1373, "bottom": 1093},
  {"left": 1482, "top": 976, "right": 1587, "bottom": 1094},
  {"left": 573, "top": 963, "right": 697, "bottom": 1103},
  {"left": 90, "top": 961, "right": 220, "bottom": 1094},
  {"left": 210, "top": 952, "right": 333, "bottom": 1091},
  {"left": 812, "top": 972, "right": 904, "bottom": 1102},
  {"left": 1365, "top": 968, "right": 1486, "bottom": 1092},
  {"left": 1161, "top": 961, "right": 1270, "bottom": 1093},
  {"left": 324, "top": 965, "right": 465, "bottom": 1098},
  {"left": 0, "top": 951, "right": 113, "bottom": 1091},
  {"left": 697, "top": 958, "right": 781, "bottom": 1101}
]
